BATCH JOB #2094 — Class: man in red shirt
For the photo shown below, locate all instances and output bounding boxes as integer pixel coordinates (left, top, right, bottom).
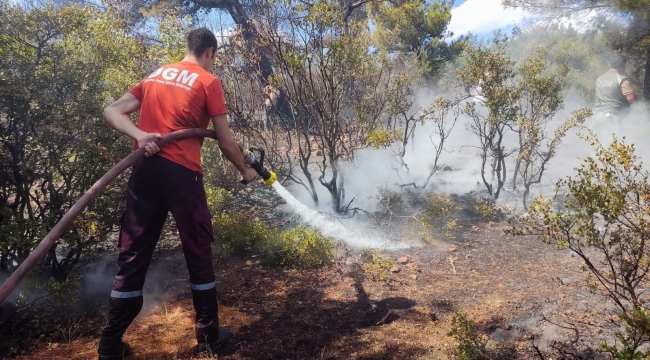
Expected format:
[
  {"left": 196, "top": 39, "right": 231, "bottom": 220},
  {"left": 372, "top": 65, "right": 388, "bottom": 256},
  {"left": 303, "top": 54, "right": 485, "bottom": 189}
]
[{"left": 99, "top": 28, "right": 258, "bottom": 359}]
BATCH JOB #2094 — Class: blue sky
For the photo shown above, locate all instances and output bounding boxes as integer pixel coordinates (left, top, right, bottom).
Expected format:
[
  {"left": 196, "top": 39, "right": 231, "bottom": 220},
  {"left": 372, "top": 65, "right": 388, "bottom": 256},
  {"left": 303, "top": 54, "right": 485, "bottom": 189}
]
[{"left": 447, "top": 0, "right": 528, "bottom": 39}]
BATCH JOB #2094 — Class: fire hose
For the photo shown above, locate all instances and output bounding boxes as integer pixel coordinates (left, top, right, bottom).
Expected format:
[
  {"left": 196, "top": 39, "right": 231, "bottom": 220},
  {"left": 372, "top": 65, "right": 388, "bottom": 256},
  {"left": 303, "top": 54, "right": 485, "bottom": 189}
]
[{"left": 0, "top": 128, "right": 275, "bottom": 304}]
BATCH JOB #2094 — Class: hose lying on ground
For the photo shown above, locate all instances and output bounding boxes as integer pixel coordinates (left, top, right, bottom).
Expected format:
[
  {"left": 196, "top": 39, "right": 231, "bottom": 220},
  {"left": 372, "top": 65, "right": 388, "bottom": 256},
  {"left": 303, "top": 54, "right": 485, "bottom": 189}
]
[{"left": 0, "top": 128, "right": 217, "bottom": 304}]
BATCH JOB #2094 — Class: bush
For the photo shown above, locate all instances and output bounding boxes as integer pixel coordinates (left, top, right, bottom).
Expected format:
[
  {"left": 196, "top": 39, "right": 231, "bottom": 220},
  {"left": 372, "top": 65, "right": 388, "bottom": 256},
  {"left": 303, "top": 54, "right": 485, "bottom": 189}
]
[
  {"left": 276, "top": 227, "right": 336, "bottom": 267},
  {"left": 213, "top": 212, "right": 336, "bottom": 267},
  {"left": 377, "top": 188, "right": 406, "bottom": 215},
  {"left": 202, "top": 140, "right": 244, "bottom": 191},
  {"left": 419, "top": 192, "right": 459, "bottom": 239},
  {"left": 460, "top": 191, "right": 498, "bottom": 220},
  {"left": 212, "top": 211, "right": 277, "bottom": 261},
  {"left": 514, "top": 134, "right": 650, "bottom": 357},
  {"left": 448, "top": 309, "right": 489, "bottom": 360},
  {"left": 375, "top": 190, "right": 462, "bottom": 242},
  {"left": 362, "top": 250, "right": 396, "bottom": 281},
  {"left": 0, "top": 270, "right": 103, "bottom": 356},
  {"left": 206, "top": 184, "right": 335, "bottom": 267}
]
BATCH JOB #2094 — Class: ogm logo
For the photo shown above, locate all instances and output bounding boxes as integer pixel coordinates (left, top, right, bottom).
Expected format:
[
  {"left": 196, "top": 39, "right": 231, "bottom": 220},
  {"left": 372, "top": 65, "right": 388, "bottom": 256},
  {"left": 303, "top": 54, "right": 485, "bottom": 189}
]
[
  {"left": 149, "top": 67, "right": 199, "bottom": 87},
  {"left": 597, "top": 79, "right": 614, "bottom": 88}
]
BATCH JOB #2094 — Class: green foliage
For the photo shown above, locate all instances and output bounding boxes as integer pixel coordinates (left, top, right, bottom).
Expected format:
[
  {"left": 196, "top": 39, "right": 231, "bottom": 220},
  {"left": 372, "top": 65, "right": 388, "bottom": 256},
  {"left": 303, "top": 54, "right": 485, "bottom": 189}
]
[
  {"left": 209, "top": 190, "right": 335, "bottom": 267},
  {"left": 217, "top": 0, "right": 414, "bottom": 213},
  {"left": 376, "top": 188, "right": 406, "bottom": 214},
  {"left": 425, "top": 36, "right": 469, "bottom": 80},
  {"left": 202, "top": 139, "right": 244, "bottom": 190},
  {"left": 369, "top": 0, "right": 455, "bottom": 78},
  {"left": 460, "top": 192, "right": 498, "bottom": 220},
  {"left": 213, "top": 212, "right": 336, "bottom": 267},
  {"left": 205, "top": 185, "right": 231, "bottom": 214},
  {"left": 18, "top": 271, "right": 82, "bottom": 307},
  {"left": 212, "top": 211, "right": 278, "bottom": 260},
  {"left": 420, "top": 192, "right": 457, "bottom": 219},
  {"left": 517, "top": 133, "right": 650, "bottom": 356},
  {"left": 0, "top": 2, "right": 147, "bottom": 274},
  {"left": 511, "top": 24, "right": 610, "bottom": 102},
  {"left": 420, "top": 192, "right": 458, "bottom": 223},
  {"left": 418, "top": 192, "right": 459, "bottom": 240},
  {"left": 0, "top": 269, "right": 102, "bottom": 355},
  {"left": 150, "top": 15, "right": 192, "bottom": 65},
  {"left": 362, "top": 249, "right": 396, "bottom": 281},
  {"left": 601, "top": 309, "right": 650, "bottom": 360},
  {"left": 376, "top": 189, "right": 462, "bottom": 241},
  {"left": 366, "top": 128, "right": 402, "bottom": 149},
  {"left": 277, "top": 226, "right": 335, "bottom": 267},
  {"left": 456, "top": 37, "right": 520, "bottom": 199},
  {"left": 448, "top": 309, "right": 489, "bottom": 360}
]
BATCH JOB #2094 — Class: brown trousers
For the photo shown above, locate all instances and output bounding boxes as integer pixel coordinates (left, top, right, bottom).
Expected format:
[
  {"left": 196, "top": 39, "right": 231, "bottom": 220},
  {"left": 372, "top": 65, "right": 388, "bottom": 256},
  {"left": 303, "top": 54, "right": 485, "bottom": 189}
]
[{"left": 101, "top": 155, "right": 219, "bottom": 342}]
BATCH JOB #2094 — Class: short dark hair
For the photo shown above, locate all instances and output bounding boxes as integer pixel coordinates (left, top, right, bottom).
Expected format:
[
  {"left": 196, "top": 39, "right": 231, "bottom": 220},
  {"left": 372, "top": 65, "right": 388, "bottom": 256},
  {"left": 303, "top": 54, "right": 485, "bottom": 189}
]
[
  {"left": 608, "top": 54, "right": 627, "bottom": 70},
  {"left": 186, "top": 28, "right": 218, "bottom": 57}
]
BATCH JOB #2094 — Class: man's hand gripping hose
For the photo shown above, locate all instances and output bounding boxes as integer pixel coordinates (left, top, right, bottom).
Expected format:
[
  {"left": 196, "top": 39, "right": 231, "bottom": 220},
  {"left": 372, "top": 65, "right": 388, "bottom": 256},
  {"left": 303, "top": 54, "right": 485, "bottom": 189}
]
[
  {"left": 241, "top": 146, "right": 277, "bottom": 186},
  {"left": 0, "top": 129, "right": 274, "bottom": 304}
]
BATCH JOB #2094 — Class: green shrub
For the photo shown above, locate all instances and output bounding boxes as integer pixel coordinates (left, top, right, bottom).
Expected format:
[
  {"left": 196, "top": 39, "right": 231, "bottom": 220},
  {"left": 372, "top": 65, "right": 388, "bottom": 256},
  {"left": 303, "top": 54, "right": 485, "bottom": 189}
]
[
  {"left": 19, "top": 270, "right": 82, "bottom": 307},
  {"left": 461, "top": 191, "right": 497, "bottom": 220},
  {"left": 212, "top": 212, "right": 276, "bottom": 259},
  {"left": 276, "top": 227, "right": 336, "bottom": 267},
  {"left": 1, "top": 271, "right": 100, "bottom": 356},
  {"left": 516, "top": 134, "right": 650, "bottom": 358},
  {"left": 419, "top": 192, "right": 459, "bottom": 239},
  {"left": 377, "top": 188, "right": 406, "bottom": 215},
  {"left": 362, "top": 250, "right": 396, "bottom": 281},
  {"left": 212, "top": 209, "right": 335, "bottom": 267},
  {"left": 205, "top": 186, "right": 231, "bottom": 214},
  {"left": 448, "top": 309, "right": 488, "bottom": 360},
  {"left": 202, "top": 140, "right": 244, "bottom": 190}
]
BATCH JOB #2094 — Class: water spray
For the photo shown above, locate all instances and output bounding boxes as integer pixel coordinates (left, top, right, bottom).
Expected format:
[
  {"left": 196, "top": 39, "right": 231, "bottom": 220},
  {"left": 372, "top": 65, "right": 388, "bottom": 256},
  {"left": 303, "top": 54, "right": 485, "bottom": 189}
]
[
  {"left": 271, "top": 182, "right": 411, "bottom": 250},
  {"left": 238, "top": 146, "right": 406, "bottom": 249}
]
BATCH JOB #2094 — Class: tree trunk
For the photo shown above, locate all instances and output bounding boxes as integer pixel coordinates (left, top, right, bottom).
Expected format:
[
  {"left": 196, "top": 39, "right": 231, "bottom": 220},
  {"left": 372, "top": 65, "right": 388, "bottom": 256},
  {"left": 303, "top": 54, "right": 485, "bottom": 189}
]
[
  {"left": 198, "top": 0, "right": 294, "bottom": 119},
  {"left": 643, "top": 46, "right": 650, "bottom": 104},
  {"left": 0, "top": 248, "right": 6, "bottom": 270},
  {"left": 512, "top": 159, "right": 521, "bottom": 190},
  {"left": 480, "top": 151, "right": 492, "bottom": 196}
]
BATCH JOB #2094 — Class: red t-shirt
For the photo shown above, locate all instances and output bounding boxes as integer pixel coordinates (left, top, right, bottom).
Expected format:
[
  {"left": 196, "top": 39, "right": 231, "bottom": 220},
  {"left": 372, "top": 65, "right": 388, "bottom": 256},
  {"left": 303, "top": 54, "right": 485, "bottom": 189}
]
[{"left": 129, "top": 61, "right": 227, "bottom": 173}]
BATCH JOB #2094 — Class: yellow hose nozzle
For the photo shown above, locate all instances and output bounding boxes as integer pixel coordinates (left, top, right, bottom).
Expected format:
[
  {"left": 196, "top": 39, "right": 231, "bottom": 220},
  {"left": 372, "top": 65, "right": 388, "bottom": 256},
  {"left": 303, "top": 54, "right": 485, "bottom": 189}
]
[{"left": 262, "top": 171, "right": 277, "bottom": 186}]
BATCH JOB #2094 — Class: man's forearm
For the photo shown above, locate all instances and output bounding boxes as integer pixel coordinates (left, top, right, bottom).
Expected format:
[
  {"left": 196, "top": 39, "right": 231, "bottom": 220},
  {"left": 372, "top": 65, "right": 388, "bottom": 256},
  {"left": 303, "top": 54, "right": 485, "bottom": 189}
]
[
  {"left": 103, "top": 108, "right": 146, "bottom": 141},
  {"left": 219, "top": 138, "right": 247, "bottom": 173}
]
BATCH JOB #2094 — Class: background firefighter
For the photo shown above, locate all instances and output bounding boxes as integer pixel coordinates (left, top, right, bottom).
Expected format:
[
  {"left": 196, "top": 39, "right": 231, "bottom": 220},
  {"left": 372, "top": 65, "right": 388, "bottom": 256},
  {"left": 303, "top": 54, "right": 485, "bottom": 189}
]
[
  {"left": 592, "top": 54, "right": 638, "bottom": 144},
  {"left": 98, "top": 28, "right": 258, "bottom": 359}
]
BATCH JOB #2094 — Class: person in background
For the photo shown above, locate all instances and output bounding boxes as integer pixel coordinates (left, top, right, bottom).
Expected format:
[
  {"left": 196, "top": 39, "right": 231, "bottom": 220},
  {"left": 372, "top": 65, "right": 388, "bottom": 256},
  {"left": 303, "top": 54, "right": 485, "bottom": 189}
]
[
  {"left": 98, "top": 28, "right": 258, "bottom": 359},
  {"left": 592, "top": 54, "right": 637, "bottom": 143}
]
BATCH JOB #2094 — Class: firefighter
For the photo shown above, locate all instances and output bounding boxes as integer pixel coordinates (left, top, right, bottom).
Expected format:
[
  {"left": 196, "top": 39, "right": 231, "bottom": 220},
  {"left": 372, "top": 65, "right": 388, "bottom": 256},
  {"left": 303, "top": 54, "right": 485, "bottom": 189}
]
[
  {"left": 98, "top": 28, "right": 258, "bottom": 359},
  {"left": 592, "top": 54, "right": 637, "bottom": 143}
]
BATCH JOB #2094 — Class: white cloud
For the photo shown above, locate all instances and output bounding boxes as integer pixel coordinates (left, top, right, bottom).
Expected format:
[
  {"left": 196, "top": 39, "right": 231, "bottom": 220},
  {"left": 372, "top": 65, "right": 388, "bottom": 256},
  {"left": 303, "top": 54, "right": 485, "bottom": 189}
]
[{"left": 448, "top": 0, "right": 529, "bottom": 39}]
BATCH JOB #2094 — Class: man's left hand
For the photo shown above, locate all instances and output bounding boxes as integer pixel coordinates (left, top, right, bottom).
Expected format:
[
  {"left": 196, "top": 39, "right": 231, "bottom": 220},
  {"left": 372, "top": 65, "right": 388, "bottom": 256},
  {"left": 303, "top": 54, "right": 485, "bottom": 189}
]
[{"left": 137, "top": 133, "right": 162, "bottom": 157}]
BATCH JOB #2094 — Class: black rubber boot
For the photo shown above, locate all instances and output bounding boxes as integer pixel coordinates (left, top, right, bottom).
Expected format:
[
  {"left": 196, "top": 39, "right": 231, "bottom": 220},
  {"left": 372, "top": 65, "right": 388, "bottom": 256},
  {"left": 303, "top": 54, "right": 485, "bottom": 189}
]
[
  {"left": 98, "top": 334, "right": 132, "bottom": 360},
  {"left": 197, "top": 326, "right": 231, "bottom": 355}
]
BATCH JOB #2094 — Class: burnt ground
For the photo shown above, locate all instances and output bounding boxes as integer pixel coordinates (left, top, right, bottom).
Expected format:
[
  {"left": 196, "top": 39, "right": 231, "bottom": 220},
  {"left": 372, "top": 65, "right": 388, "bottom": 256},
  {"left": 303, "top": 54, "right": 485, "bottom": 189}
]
[{"left": 8, "top": 214, "right": 623, "bottom": 360}]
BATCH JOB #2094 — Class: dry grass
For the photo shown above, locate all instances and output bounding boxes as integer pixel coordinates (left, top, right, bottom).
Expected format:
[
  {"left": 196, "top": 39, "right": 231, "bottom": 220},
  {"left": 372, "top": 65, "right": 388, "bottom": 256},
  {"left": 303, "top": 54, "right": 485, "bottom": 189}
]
[{"left": 15, "top": 299, "right": 260, "bottom": 360}]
